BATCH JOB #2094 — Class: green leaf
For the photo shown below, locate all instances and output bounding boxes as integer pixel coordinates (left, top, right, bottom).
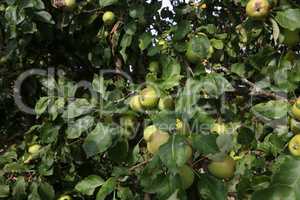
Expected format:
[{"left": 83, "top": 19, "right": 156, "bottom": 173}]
[
  {"left": 38, "top": 182, "right": 55, "bottom": 200},
  {"left": 33, "top": 11, "right": 54, "bottom": 24},
  {"left": 99, "top": 0, "right": 118, "bottom": 7},
  {"left": 251, "top": 100, "right": 289, "bottom": 120},
  {"left": 62, "top": 99, "right": 94, "bottom": 119},
  {"left": 83, "top": 124, "right": 114, "bottom": 157},
  {"left": 96, "top": 177, "right": 117, "bottom": 200},
  {"left": 231, "top": 63, "right": 246, "bottom": 77},
  {"left": 166, "top": 190, "right": 179, "bottom": 200},
  {"left": 117, "top": 187, "right": 134, "bottom": 200},
  {"left": 139, "top": 32, "right": 152, "bottom": 51},
  {"left": 66, "top": 116, "right": 95, "bottom": 139},
  {"left": 275, "top": 9, "right": 300, "bottom": 31},
  {"left": 270, "top": 18, "right": 280, "bottom": 44},
  {"left": 210, "top": 39, "right": 224, "bottom": 50},
  {"left": 192, "top": 134, "right": 219, "bottom": 155},
  {"left": 173, "top": 20, "right": 191, "bottom": 40},
  {"left": 158, "top": 135, "right": 193, "bottom": 170},
  {"left": 40, "top": 123, "right": 60, "bottom": 144},
  {"left": 252, "top": 156, "right": 300, "bottom": 200},
  {"left": 75, "top": 175, "right": 105, "bottom": 196},
  {"left": 120, "top": 34, "right": 133, "bottom": 62},
  {"left": 197, "top": 174, "right": 228, "bottom": 200},
  {"left": 12, "top": 177, "right": 27, "bottom": 200},
  {"left": 0, "top": 185, "right": 10, "bottom": 198},
  {"left": 35, "top": 97, "right": 50, "bottom": 116},
  {"left": 92, "top": 74, "right": 107, "bottom": 98},
  {"left": 28, "top": 183, "right": 41, "bottom": 200}
]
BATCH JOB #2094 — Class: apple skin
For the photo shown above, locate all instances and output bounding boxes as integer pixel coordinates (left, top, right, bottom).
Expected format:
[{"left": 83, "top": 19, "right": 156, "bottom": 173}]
[
  {"left": 64, "top": 0, "right": 76, "bottom": 9},
  {"left": 102, "top": 11, "right": 116, "bottom": 25},
  {"left": 129, "top": 95, "right": 143, "bottom": 112},
  {"left": 292, "top": 99, "right": 300, "bottom": 121},
  {"left": 283, "top": 30, "right": 300, "bottom": 47},
  {"left": 28, "top": 144, "right": 41, "bottom": 154},
  {"left": 211, "top": 123, "right": 227, "bottom": 134},
  {"left": 143, "top": 125, "right": 158, "bottom": 142},
  {"left": 289, "top": 135, "right": 300, "bottom": 156},
  {"left": 139, "top": 87, "right": 159, "bottom": 109},
  {"left": 246, "top": 0, "right": 270, "bottom": 20},
  {"left": 158, "top": 96, "right": 174, "bottom": 111},
  {"left": 176, "top": 119, "right": 189, "bottom": 135},
  {"left": 208, "top": 156, "right": 236, "bottom": 179},
  {"left": 179, "top": 165, "right": 195, "bottom": 189},
  {"left": 147, "top": 131, "right": 170, "bottom": 154},
  {"left": 149, "top": 61, "right": 159, "bottom": 73},
  {"left": 291, "top": 118, "right": 300, "bottom": 134},
  {"left": 186, "top": 46, "right": 201, "bottom": 64},
  {"left": 58, "top": 195, "right": 72, "bottom": 200}
]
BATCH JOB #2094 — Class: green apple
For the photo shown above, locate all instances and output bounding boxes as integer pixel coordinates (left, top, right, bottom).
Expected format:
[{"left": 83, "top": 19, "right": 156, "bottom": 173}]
[
  {"left": 246, "top": 0, "right": 270, "bottom": 19},
  {"left": 58, "top": 195, "right": 72, "bottom": 200},
  {"left": 283, "top": 29, "right": 300, "bottom": 47},
  {"left": 102, "top": 11, "right": 116, "bottom": 25},
  {"left": 176, "top": 119, "right": 189, "bottom": 135},
  {"left": 158, "top": 96, "right": 174, "bottom": 111},
  {"left": 139, "top": 87, "right": 159, "bottom": 109},
  {"left": 149, "top": 61, "right": 159, "bottom": 73},
  {"left": 143, "top": 125, "right": 158, "bottom": 141},
  {"left": 120, "top": 115, "right": 136, "bottom": 131},
  {"left": 186, "top": 45, "right": 201, "bottom": 64},
  {"left": 208, "top": 156, "right": 236, "bottom": 179},
  {"left": 28, "top": 144, "right": 41, "bottom": 154},
  {"left": 292, "top": 99, "right": 300, "bottom": 121},
  {"left": 179, "top": 165, "right": 195, "bottom": 189},
  {"left": 289, "top": 135, "right": 300, "bottom": 156},
  {"left": 64, "top": 0, "right": 76, "bottom": 9},
  {"left": 147, "top": 131, "right": 170, "bottom": 154},
  {"left": 129, "top": 95, "right": 143, "bottom": 112},
  {"left": 291, "top": 118, "right": 300, "bottom": 134}
]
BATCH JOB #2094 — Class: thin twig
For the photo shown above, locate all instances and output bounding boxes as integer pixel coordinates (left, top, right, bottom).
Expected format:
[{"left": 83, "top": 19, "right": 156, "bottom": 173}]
[{"left": 129, "top": 159, "right": 151, "bottom": 171}]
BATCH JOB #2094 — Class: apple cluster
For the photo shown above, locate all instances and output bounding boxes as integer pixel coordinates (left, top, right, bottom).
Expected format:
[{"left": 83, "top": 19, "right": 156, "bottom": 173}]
[{"left": 289, "top": 99, "right": 300, "bottom": 156}]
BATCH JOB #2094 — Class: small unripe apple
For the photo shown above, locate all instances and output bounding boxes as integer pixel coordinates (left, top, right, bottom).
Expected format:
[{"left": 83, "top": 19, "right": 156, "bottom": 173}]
[
  {"left": 28, "top": 144, "right": 41, "bottom": 154},
  {"left": 208, "top": 156, "right": 236, "bottom": 179},
  {"left": 139, "top": 87, "right": 159, "bottom": 109},
  {"left": 282, "top": 30, "right": 300, "bottom": 47},
  {"left": 291, "top": 99, "right": 300, "bottom": 121},
  {"left": 186, "top": 46, "right": 201, "bottom": 64},
  {"left": 64, "top": 0, "right": 76, "bottom": 9},
  {"left": 102, "top": 11, "right": 116, "bottom": 25},
  {"left": 179, "top": 165, "right": 195, "bottom": 189},
  {"left": 129, "top": 95, "right": 143, "bottom": 112},
  {"left": 176, "top": 119, "right": 189, "bottom": 135},
  {"left": 149, "top": 61, "right": 159, "bottom": 73},
  {"left": 120, "top": 115, "right": 136, "bottom": 131},
  {"left": 147, "top": 131, "right": 170, "bottom": 154},
  {"left": 246, "top": 0, "right": 270, "bottom": 20},
  {"left": 158, "top": 96, "right": 174, "bottom": 111},
  {"left": 143, "top": 125, "right": 158, "bottom": 141},
  {"left": 58, "top": 195, "right": 72, "bottom": 200},
  {"left": 23, "top": 155, "right": 33, "bottom": 164},
  {"left": 289, "top": 135, "right": 300, "bottom": 156},
  {"left": 211, "top": 122, "right": 227, "bottom": 134}
]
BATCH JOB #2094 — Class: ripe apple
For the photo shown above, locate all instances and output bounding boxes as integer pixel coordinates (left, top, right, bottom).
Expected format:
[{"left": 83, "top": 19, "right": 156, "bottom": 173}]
[
  {"left": 64, "top": 0, "right": 76, "bottom": 9},
  {"left": 149, "top": 61, "right": 159, "bottom": 73},
  {"left": 143, "top": 125, "right": 158, "bottom": 141},
  {"left": 139, "top": 87, "right": 159, "bottom": 109},
  {"left": 179, "top": 165, "right": 195, "bottom": 189},
  {"left": 158, "top": 96, "right": 174, "bottom": 111},
  {"left": 291, "top": 99, "right": 300, "bottom": 121},
  {"left": 58, "top": 195, "right": 72, "bottom": 200},
  {"left": 28, "top": 144, "right": 41, "bottom": 154},
  {"left": 208, "top": 156, "right": 236, "bottom": 179},
  {"left": 147, "top": 131, "right": 170, "bottom": 154},
  {"left": 282, "top": 29, "right": 300, "bottom": 47},
  {"left": 102, "top": 11, "right": 116, "bottom": 25},
  {"left": 129, "top": 95, "right": 143, "bottom": 112},
  {"left": 289, "top": 135, "right": 300, "bottom": 156},
  {"left": 246, "top": 0, "right": 270, "bottom": 19}
]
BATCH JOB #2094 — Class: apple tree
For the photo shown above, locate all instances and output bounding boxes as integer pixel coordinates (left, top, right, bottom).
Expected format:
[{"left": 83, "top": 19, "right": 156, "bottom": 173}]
[{"left": 0, "top": 0, "right": 300, "bottom": 199}]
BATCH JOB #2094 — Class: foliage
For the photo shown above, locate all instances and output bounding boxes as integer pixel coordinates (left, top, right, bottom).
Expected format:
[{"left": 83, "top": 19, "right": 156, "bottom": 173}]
[{"left": 0, "top": 0, "right": 300, "bottom": 199}]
